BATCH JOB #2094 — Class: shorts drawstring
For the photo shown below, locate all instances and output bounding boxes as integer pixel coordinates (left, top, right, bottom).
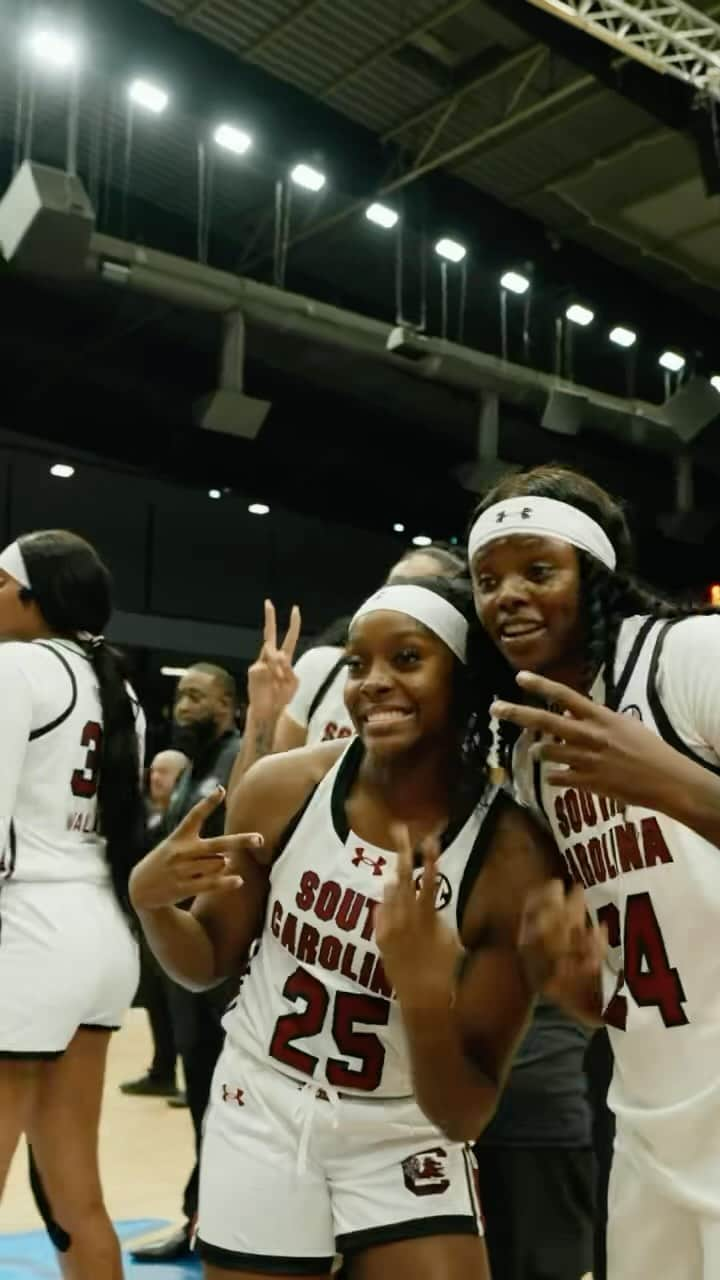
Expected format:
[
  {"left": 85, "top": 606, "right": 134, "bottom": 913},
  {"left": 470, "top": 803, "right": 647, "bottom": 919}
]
[{"left": 296, "top": 1081, "right": 340, "bottom": 1176}]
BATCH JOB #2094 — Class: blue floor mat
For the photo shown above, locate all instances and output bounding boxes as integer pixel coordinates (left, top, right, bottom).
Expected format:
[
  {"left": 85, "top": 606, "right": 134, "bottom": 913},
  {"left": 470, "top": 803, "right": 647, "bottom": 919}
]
[{"left": 0, "top": 1219, "right": 201, "bottom": 1277}]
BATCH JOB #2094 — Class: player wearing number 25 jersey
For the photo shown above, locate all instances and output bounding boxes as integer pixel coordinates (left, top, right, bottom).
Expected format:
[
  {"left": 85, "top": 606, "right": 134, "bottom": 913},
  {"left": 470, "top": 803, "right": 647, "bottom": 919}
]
[
  {"left": 469, "top": 465, "right": 720, "bottom": 1280},
  {"left": 132, "top": 575, "right": 558, "bottom": 1280}
]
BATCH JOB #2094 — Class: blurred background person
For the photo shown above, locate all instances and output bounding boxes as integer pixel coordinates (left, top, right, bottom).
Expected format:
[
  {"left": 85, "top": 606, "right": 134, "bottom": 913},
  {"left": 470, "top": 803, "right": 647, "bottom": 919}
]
[{"left": 119, "top": 749, "right": 187, "bottom": 1099}]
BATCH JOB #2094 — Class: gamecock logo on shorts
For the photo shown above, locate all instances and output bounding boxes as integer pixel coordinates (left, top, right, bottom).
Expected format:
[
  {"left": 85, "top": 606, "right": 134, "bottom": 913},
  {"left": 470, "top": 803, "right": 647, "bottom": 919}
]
[
  {"left": 401, "top": 1148, "right": 450, "bottom": 1196},
  {"left": 221, "top": 1085, "right": 245, "bottom": 1106}
]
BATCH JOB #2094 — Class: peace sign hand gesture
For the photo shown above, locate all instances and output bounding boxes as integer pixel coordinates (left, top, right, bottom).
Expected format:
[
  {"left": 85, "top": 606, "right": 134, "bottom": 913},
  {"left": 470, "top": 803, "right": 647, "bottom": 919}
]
[
  {"left": 246, "top": 599, "right": 302, "bottom": 723},
  {"left": 129, "top": 788, "right": 264, "bottom": 911},
  {"left": 492, "top": 670, "right": 682, "bottom": 812},
  {"left": 376, "top": 827, "right": 462, "bottom": 1012}
]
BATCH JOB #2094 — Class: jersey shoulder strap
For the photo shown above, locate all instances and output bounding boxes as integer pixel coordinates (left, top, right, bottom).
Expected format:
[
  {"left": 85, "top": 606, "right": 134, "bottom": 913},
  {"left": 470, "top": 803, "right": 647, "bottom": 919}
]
[
  {"left": 28, "top": 642, "right": 78, "bottom": 741},
  {"left": 307, "top": 655, "right": 347, "bottom": 724},
  {"left": 646, "top": 619, "right": 720, "bottom": 778}
]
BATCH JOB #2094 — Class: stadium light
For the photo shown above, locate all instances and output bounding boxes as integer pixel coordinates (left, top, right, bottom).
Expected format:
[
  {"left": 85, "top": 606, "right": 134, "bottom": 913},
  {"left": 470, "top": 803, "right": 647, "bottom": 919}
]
[
  {"left": 366, "top": 202, "right": 399, "bottom": 229},
  {"left": 27, "top": 28, "right": 80, "bottom": 70},
  {"left": 50, "top": 464, "right": 74, "bottom": 478},
  {"left": 609, "top": 326, "right": 637, "bottom": 349},
  {"left": 129, "top": 79, "right": 169, "bottom": 114},
  {"left": 214, "top": 124, "right": 252, "bottom": 156},
  {"left": 435, "top": 238, "right": 466, "bottom": 264},
  {"left": 501, "top": 270, "right": 530, "bottom": 296},
  {"left": 412, "top": 534, "right": 432, "bottom": 547},
  {"left": 393, "top": 522, "right": 405, "bottom": 533},
  {"left": 291, "top": 163, "right": 326, "bottom": 192},
  {"left": 711, "top": 376, "right": 720, "bottom": 394},
  {"left": 208, "top": 488, "right": 222, "bottom": 499},
  {"left": 566, "top": 303, "right": 594, "bottom": 327},
  {"left": 248, "top": 503, "right": 270, "bottom": 516},
  {"left": 659, "top": 350, "right": 685, "bottom": 373}
]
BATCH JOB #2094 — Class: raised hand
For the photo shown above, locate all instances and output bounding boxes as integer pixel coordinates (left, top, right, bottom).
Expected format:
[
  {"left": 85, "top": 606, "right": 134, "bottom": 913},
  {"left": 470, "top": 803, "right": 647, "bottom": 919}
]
[
  {"left": 246, "top": 599, "right": 302, "bottom": 726},
  {"left": 376, "top": 826, "right": 462, "bottom": 1011},
  {"left": 492, "top": 670, "right": 683, "bottom": 810},
  {"left": 130, "top": 788, "right": 263, "bottom": 911}
]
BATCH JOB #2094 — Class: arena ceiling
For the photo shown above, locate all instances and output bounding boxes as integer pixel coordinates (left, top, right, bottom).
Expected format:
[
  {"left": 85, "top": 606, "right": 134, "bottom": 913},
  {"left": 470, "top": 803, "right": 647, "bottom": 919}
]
[{"left": 1, "top": 0, "right": 720, "bottom": 576}]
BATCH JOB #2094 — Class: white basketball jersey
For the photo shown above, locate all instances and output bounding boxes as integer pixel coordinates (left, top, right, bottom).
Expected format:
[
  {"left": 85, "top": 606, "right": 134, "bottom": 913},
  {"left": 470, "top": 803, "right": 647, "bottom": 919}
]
[
  {"left": 224, "top": 738, "right": 500, "bottom": 1097},
  {"left": 0, "top": 638, "right": 145, "bottom": 885},
  {"left": 513, "top": 615, "right": 720, "bottom": 1208}
]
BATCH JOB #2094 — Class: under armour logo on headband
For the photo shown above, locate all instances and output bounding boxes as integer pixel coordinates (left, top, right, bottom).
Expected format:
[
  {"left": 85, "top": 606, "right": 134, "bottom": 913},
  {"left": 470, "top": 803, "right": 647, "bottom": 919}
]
[{"left": 495, "top": 506, "right": 533, "bottom": 524}]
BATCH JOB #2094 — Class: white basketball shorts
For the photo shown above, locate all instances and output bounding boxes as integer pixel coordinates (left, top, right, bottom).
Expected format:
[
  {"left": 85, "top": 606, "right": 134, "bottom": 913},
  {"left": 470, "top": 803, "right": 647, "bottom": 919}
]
[
  {"left": 197, "top": 1039, "right": 483, "bottom": 1273},
  {"left": 0, "top": 879, "right": 139, "bottom": 1056},
  {"left": 608, "top": 1140, "right": 720, "bottom": 1280}
]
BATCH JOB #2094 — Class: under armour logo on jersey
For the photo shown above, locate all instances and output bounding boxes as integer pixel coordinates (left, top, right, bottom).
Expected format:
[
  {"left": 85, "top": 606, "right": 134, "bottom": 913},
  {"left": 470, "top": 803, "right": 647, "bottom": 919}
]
[
  {"left": 221, "top": 1085, "right": 245, "bottom": 1106},
  {"left": 413, "top": 869, "right": 452, "bottom": 911},
  {"left": 495, "top": 506, "right": 533, "bottom": 524},
  {"left": 352, "top": 847, "right": 387, "bottom": 876}
]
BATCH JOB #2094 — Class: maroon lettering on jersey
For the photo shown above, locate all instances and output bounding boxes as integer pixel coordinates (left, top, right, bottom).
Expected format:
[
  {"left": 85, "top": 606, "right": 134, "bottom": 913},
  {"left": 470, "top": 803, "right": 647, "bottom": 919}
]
[
  {"left": 318, "top": 934, "right": 342, "bottom": 971},
  {"left": 351, "top": 847, "right": 387, "bottom": 877},
  {"left": 573, "top": 843, "right": 596, "bottom": 888},
  {"left": 616, "top": 823, "right": 643, "bottom": 873},
  {"left": 341, "top": 944, "right": 360, "bottom": 983},
  {"left": 359, "top": 898, "right": 378, "bottom": 942},
  {"left": 296, "top": 869, "right": 320, "bottom": 911},
  {"left": 370, "top": 957, "right": 392, "bottom": 998},
  {"left": 555, "top": 793, "right": 570, "bottom": 840},
  {"left": 579, "top": 791, "right": 597, "bottom": 826},
  {"left": 281, "top": 912, "right": 298, "bottom": 955},
  {"left": 297, "top": 923, "right": 319, "bottom": 965},
  {"left": 588, "top": 837, "right": 607, "bottom": 884},
  {"left": 357, "top": 951, "right": 375, "bottom": 989},
  {"left": 315, "top": 880, "right": 342, "bottom": 922},
  {"left": 271, "top": 900, "right": 283, "bottom": 938},
  {"left": 565, "top": 790, "right": 582, "bottom": 834},
  {"left": 641, "top": 817, "right": 673, "bottom": 867},
  {"left": 336, "top": 888, "right": 365, "bottom": 932}
]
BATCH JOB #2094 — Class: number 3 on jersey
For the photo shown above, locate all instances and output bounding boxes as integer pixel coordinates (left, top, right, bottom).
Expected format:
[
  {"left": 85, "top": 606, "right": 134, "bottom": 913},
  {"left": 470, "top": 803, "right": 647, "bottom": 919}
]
[
  {"left": 269, "top": 967, "right": 390, "bottom": 1091},
  {"left": 598, "top": 892, "right": 688, "bottom": 1030},
  {"left": 71, "top": 721, "right": 103, "bottom": 798}
]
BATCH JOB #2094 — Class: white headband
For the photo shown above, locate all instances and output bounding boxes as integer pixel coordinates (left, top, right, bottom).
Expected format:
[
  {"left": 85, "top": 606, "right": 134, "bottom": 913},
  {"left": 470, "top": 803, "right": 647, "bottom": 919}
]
[
  {"left": 351, "top": 584, "right": 468, "bottom": 663},
  {"left": 0, "top": 540, "right": 30, "bottom": 589},
  {"left": 468, "top": 495, "right": 616, "bottom": 571}
]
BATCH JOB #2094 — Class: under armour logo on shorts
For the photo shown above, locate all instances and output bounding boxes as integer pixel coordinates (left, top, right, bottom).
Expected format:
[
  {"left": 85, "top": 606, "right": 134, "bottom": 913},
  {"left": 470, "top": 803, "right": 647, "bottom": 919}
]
[{"left": 221, "top": 1085, "right": 245, "bottom": 1106}]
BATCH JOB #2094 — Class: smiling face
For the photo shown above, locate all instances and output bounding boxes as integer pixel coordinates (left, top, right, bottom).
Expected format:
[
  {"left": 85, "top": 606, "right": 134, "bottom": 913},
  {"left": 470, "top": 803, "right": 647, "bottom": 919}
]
[
  {"left": 344, "top": 610, "right": 457, "bottom": 759},
  {"left": 470, "top": 534, "right": 585, "bottom": 679}
]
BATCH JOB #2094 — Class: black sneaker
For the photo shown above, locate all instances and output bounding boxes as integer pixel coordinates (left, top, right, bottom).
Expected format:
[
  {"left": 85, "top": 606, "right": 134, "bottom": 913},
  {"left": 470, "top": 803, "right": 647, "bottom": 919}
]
[
  {"left": 167, "top": 1090, "right": 189, "bottom": 1108},
  {"left": 120, "top": 1073, "right": 177, "bottom": 1098}
]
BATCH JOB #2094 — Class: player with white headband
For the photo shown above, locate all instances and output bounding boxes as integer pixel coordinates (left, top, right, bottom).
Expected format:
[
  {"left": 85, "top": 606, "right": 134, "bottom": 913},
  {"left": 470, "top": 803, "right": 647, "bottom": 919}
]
[
  {"left": 130, "top": 573, "right": 560, "bottom": 1280},
  {"left": 466, "top": 463, "right": 720, "bottom": 1280},
  {"left": 0, "top": 530, "right": 147, "bottom": 1274}
]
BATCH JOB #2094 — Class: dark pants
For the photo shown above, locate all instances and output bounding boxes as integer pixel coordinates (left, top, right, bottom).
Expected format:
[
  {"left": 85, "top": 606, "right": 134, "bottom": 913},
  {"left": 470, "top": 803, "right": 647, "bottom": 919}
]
[
  {"left": 585, "top": 1029, "right": 615, "bottom": 1280},
  {"left": 165, "top": 977, "right": 234, "bottom": 1220},
  {"left": 133, "top": 939, "right": 176, "bottom": 1081},
  {"left": 474, "top": 1146, "right": 595, "bottom": 1280}
]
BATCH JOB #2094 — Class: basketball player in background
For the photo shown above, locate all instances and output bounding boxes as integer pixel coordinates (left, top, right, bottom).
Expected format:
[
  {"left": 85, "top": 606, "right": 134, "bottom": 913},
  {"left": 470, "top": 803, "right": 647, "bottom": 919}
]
[
  {"left": 130, "top": 575, "right": 561, "bottom": 1279},
  {"left": 0, "top": 531, "right": 145, "bottom": 1280},
  {"left": 232, "top": 542, "right": 467, "bottom": 784},
  {"left": 468, "top": 464, "right": 720, "bottom": 1280}
]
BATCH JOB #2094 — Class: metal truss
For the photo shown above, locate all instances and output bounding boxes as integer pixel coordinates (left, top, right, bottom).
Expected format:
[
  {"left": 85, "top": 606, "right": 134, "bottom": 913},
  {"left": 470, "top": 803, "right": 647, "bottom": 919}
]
[{"left": 527, "top": 0, "right": 720, "bottom": 97}]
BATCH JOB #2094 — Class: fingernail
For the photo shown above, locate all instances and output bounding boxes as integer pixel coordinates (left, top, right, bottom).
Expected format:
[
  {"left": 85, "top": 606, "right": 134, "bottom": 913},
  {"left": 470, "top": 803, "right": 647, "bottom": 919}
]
[
  {"left": 516, "top": 671, "right": 533, "bottom": 684},
  {"left": 491, "top": 700, "right": 508, "bottom": 715},
  {"left": 250, "top": 834, "right": 264, "bottom": 846},
  {"left": 216, "top": 785, "right": 226, "bottom": 797}
]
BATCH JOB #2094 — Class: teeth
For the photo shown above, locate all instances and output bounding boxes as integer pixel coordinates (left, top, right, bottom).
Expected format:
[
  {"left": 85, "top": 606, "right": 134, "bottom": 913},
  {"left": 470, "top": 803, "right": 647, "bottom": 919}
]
[
  {"left": 503, "top": 625, "right": 542, "bottom": 637},
  {"left": 366, "top": 710, "right": 410, "bottom": 723}
]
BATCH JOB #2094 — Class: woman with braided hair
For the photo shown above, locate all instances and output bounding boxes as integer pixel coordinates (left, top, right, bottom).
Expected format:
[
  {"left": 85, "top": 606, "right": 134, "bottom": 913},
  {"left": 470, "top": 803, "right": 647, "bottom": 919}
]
[{"left": 467, "top": 464, "right": 720, "bottom": 1280}]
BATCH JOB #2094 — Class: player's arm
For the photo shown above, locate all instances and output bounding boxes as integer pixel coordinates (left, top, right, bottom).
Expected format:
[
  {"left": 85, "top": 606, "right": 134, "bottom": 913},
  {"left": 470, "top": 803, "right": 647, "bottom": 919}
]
[
  {"left": 381, "top": 800, "right": 568, "bottom": 1141},
  {"left": 131, "top": 746, "right": 342, "bottom": 992}
]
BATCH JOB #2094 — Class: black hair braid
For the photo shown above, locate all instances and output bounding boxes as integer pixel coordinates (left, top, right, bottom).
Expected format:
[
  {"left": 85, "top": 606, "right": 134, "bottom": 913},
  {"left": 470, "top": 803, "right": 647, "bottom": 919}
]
[{"left": 580, "top": 553, "right": 718, "bottom": 704}]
